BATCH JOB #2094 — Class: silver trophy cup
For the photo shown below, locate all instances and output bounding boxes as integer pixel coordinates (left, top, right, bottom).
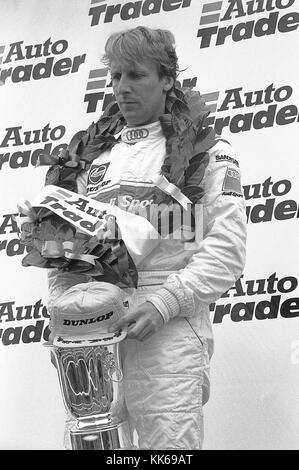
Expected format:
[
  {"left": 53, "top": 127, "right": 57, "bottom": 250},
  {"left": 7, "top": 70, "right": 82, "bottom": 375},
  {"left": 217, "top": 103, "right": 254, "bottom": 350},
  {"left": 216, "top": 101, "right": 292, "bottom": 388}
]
[{"left": 45, "top": 282, "right": 134, "bottom": 450}]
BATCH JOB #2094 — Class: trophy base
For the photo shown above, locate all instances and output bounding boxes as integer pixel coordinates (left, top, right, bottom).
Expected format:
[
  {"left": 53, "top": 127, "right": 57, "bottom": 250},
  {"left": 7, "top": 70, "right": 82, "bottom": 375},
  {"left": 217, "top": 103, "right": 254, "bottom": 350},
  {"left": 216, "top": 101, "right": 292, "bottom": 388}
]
[{"left": 70, "top": 421, "right": 135, "bottom": 450}]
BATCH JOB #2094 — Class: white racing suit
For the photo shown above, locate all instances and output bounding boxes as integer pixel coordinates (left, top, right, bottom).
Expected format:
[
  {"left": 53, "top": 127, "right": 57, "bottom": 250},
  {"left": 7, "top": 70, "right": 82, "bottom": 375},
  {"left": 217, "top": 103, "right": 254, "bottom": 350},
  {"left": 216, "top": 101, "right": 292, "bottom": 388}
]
[{"left": 48, "top": 121, "right": 247, "bottom": 449}]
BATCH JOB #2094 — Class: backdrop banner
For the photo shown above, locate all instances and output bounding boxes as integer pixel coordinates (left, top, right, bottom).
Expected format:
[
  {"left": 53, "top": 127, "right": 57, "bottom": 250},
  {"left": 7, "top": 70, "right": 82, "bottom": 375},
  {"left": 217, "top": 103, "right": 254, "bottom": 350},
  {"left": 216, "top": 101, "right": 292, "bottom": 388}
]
[{"left": 1, "top": 0, "right": 299, "bottom": 450}]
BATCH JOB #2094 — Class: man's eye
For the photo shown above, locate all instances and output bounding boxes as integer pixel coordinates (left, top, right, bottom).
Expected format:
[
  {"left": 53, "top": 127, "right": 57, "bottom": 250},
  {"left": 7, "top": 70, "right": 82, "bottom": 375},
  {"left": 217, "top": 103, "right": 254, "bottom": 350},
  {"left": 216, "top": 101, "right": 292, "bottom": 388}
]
[
  {"left": 130, "top": 72, "right": 143, "bottom": 79},
  {"left": 111, "top": 74, "right": 121, "bottom": 81}
]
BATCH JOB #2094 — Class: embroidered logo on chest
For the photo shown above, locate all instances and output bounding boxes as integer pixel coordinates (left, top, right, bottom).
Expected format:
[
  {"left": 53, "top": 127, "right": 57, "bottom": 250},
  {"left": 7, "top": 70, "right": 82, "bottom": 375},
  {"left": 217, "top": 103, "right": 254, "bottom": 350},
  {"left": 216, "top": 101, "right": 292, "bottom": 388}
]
[
  {"left": 123, "top": 128, "right": 149, "bottom": 143},
  {"left": 88, "top": 163, "right": 110, "bottom": 185}
]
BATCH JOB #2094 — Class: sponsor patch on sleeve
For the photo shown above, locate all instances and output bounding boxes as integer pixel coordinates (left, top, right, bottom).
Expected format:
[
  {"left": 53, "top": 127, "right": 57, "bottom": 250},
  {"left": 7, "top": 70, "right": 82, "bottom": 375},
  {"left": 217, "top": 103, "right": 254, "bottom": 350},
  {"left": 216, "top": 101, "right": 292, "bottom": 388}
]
[
  {"left": 216, "top": 154, "right": 239, "bottom": 167},
  {"left": 222, "top": 167, "right": 243, "bottom": 196}
]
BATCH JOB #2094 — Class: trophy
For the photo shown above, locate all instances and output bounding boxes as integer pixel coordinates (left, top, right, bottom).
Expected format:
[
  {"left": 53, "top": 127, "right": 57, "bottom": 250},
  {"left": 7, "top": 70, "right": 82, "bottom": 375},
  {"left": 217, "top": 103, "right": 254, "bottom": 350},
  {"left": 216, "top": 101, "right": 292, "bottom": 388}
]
[{"left": 44, "top": 281, "right": 134, "bottom": 450}]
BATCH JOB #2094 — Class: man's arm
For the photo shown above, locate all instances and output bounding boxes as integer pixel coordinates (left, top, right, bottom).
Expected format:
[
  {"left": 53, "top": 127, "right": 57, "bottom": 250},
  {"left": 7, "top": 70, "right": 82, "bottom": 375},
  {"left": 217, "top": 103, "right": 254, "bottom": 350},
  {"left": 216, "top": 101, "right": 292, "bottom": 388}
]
[{"left": 146, "top": 140, "right": 247, "bottom": 321}]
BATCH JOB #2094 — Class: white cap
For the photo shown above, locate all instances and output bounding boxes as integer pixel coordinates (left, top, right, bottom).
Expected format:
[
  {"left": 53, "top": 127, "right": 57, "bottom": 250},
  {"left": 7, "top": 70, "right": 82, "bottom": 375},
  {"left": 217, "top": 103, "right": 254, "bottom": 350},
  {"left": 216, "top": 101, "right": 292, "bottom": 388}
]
[{"left": 50, "top": 282, "right": 128, "bottom": 347}]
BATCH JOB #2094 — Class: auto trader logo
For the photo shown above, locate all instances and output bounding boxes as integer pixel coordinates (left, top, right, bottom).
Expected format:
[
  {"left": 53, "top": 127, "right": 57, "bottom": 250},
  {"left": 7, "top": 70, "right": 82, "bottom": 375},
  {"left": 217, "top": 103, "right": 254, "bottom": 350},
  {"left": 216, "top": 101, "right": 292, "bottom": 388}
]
[
  {"left": 202, "top": 82, "right": 299, "bottom": 134},
  {"left": 84, "top": 67, "right": 114, "bottom": 113},
  {"left": 199, "top": 1, "right": 222, "bottom": 26},
  {"left": 0, "top": 38, "right": 86, "bottom": 86},
  {"left": 197, "top": 0, "right": 299, "bottom": 48},
  {"left": 89, "top": 0, "right": 192, "bottom": 26}
]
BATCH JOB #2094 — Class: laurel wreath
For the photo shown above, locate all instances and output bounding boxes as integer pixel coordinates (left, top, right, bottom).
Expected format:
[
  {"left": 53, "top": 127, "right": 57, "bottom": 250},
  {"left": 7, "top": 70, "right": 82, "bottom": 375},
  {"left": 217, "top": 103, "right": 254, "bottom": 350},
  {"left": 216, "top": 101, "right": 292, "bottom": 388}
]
[
  {"left": 19, "top": 86, "right": 216, "bottom": 285},
  {"left": 40, "top": 86, "right": 216, "bottom": 205}
]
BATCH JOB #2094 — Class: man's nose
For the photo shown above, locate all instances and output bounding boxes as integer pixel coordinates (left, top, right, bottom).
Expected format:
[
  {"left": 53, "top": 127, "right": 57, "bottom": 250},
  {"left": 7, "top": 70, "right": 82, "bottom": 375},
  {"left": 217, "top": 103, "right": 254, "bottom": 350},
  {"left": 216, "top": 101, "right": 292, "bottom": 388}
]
[{"left": 117, "top": 75, "right": 131, "bottom": 94}]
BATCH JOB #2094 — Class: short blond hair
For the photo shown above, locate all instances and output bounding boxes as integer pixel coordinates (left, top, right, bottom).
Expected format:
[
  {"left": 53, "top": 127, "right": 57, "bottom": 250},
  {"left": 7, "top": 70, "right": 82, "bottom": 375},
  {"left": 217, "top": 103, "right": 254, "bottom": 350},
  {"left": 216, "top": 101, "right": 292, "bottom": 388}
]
[{"left": 102, "top": 26, "right": 179, "bottom": 83}]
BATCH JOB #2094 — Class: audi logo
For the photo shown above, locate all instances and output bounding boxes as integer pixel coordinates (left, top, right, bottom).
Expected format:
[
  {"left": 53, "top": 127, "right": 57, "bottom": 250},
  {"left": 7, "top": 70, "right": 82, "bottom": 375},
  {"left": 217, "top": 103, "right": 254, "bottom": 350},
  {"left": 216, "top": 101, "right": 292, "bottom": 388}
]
[{"left": 125, "top": 128, "right": 149, "bottom": 141}]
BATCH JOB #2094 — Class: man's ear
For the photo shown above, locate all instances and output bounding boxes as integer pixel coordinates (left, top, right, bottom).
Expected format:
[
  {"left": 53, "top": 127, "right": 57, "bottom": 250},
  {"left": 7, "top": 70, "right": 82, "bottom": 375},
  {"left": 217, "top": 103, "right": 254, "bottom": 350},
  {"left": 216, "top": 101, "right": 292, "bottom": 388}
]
[{"left": 162, "top": 75, "right": 174, "bottom": 92}]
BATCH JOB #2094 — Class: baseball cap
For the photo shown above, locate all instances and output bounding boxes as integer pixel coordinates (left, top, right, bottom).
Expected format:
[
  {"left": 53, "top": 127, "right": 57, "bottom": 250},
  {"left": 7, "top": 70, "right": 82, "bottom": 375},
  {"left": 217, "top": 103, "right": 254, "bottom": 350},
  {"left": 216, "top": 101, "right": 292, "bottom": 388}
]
[{"left": 50, "top": 282, "right": 128, "bottom": 347}]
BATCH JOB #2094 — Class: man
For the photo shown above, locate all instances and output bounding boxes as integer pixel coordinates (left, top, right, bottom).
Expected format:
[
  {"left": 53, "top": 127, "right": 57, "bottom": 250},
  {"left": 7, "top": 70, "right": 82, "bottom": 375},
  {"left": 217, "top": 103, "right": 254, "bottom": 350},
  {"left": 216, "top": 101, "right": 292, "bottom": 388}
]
[{"left": 48, "top": 26, "right": 247, "bottom": 449}]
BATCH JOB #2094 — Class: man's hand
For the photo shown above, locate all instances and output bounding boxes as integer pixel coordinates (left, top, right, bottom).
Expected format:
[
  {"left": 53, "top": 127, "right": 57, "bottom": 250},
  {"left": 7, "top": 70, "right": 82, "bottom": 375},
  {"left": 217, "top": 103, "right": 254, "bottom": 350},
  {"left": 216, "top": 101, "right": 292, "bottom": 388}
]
[{"left": 108, "top": 301, "right": 164, "bottom": 342}]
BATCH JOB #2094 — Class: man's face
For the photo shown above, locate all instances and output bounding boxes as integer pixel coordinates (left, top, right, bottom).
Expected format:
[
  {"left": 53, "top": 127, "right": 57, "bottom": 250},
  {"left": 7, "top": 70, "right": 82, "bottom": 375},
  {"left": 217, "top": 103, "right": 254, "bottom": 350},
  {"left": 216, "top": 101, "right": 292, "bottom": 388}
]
[{"left": 110, "top": 59, "right": 173, "bottom": 127}]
